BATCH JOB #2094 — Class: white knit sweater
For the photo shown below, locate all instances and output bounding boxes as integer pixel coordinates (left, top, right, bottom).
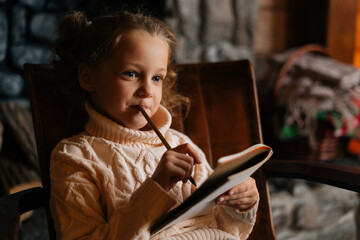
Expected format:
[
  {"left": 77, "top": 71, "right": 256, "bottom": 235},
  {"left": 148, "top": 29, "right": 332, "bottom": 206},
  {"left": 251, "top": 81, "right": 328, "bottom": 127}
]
[{"left": 49, "top": 103, "right": 258, "bottom": 240}]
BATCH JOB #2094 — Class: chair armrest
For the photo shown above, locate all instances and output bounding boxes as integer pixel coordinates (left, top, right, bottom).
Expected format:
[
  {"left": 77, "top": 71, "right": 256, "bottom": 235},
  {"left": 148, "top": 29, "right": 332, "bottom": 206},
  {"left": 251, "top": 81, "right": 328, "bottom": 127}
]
[
  {"left": 0, "top": 187, "right": 46, "bottom": 240},
  {"left": 263, "top": 159, "right": 360, "bottom": 192}
]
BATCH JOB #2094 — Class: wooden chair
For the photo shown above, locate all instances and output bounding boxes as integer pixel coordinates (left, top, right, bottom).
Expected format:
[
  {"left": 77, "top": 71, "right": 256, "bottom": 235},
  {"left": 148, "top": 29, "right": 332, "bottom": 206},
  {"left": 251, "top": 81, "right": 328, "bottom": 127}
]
[{"left": 1, "top": 60, "right": 360, "bottom": 240}]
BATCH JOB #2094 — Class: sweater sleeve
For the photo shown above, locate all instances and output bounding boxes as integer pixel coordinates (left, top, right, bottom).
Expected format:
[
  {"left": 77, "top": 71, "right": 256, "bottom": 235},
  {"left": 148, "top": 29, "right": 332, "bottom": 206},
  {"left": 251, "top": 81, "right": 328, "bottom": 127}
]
[
  {"left": 212, "top": 198, "right": 259, "bottom": 240},
  {"left": 50, "top": 143, "right": 177, "bottom": 240}
]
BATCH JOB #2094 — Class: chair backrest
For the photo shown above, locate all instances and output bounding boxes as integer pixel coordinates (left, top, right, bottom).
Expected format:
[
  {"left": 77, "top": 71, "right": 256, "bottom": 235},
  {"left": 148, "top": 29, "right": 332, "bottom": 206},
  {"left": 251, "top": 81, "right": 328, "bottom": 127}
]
[
  {"left": 24, "top": 64, "right": 87, "bottom": 239},
  {"left": 24, "top": 60, "right": 276, "bottom": 240},
  {"left": 175, "top": 61, "right": 276, "bottom": 240}
]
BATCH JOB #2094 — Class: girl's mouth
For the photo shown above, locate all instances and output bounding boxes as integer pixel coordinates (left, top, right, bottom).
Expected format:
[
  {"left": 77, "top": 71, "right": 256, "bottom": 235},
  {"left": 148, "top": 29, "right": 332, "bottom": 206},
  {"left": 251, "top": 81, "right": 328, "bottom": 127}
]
[{"left": 131, "top": 104, "right": 149, "bottom": 110}]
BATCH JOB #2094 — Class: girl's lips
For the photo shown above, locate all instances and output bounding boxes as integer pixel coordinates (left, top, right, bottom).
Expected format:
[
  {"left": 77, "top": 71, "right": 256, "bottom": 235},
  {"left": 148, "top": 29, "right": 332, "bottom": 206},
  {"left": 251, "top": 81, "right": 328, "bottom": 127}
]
[{"left": 131, "top": 104, "right": 150, "bottom": 110}]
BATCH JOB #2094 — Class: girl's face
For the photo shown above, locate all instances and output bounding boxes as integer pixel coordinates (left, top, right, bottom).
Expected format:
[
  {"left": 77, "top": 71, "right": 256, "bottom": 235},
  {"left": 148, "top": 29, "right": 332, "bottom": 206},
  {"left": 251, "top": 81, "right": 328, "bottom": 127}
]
[{"left": 81, "top": 30, "right": 169, "bottom": 130}]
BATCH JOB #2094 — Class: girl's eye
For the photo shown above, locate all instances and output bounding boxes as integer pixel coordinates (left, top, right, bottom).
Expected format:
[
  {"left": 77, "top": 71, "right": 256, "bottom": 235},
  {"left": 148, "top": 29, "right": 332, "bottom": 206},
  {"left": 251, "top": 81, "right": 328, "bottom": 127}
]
[
  {"left": 123, "top": 71, "right": 136, "bottom": 78},
  {"left": 152, "top": 75, "right": 163, "bottom": 82}
]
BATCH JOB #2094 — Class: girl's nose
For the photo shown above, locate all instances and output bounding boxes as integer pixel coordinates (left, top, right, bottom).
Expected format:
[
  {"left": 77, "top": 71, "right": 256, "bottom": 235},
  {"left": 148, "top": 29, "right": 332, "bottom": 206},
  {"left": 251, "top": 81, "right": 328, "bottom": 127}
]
[{"left": 136, "top": 80, "right": 153, "bottom": 98}]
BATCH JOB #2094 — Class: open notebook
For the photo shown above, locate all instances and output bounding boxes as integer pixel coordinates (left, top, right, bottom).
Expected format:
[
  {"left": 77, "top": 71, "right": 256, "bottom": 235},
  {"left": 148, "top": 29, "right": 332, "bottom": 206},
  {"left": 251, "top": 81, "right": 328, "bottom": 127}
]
[{"left": 151, "top": 143, "right": 273, "bottom": 235}]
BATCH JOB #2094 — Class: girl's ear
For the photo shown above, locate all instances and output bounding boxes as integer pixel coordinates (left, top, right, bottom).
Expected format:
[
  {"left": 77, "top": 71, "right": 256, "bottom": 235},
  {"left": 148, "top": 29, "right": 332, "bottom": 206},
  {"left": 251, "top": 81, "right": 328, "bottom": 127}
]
[{"left": 79, "top": 63, "right": 96, "bottom": 92}]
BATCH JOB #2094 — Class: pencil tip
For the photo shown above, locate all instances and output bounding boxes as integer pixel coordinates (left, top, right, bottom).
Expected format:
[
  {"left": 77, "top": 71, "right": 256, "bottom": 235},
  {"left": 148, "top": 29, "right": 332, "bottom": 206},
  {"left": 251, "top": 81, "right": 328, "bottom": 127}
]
[{"left": 189, "top": 177, "right": 197, "bottom": 187}]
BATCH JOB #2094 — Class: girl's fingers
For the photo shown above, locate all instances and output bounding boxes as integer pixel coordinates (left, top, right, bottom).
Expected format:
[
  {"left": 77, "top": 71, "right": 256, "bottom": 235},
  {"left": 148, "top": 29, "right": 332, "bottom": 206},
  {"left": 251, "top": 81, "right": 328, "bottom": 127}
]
[
  {"left": 216, "top": 192, "right": 228, "bottom": 203},
  {"left": 153, "top": 144, "right": 201, "bottom": 191},
  {"left": 170, "top": 165, "right": 188, "bottom": 182},
  {"left": 172, "top": 143, "right": 201, "bottom": 164},
  {"left": 163, "top": 152, "right": 194, "bottom": 182},
  {"left": 222, "top": 188, "right": 258, "bottom": 200},
  {"left": 167, "top": 149, "right": 195, "bottom": 181},
  {"left": 172, "top": 158, "right": 192, "bottom": 174},
  {"left": 216, "top": 194, "right": 258, "bottom": 211},
  {"left": 228, "top": 177, "right": 256, "bottom": 194},
  {"left": 172, "top": 157, "right": 194, "bottom": 181},
  {"left": 216, "top": 178, "right": 256, "bottom": 201},
  {"left": 170, "top": 150, "right": 195, "bottom": 165},
  {"left": 218, "top": 195, "right": 256, "bottom": 205},
  {"left": 216, "top": 191, "right": 256, "bottom": 204},
  {"left": 215, "top": 177, "right": 258, "bottom": 211}
]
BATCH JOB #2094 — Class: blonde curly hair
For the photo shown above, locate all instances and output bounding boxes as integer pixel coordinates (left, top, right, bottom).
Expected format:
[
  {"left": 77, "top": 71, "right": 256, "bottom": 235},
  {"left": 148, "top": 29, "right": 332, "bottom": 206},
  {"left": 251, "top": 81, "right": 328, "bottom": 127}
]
[{"left": 52, "top": 10, "right": 189, "bottom": 117}]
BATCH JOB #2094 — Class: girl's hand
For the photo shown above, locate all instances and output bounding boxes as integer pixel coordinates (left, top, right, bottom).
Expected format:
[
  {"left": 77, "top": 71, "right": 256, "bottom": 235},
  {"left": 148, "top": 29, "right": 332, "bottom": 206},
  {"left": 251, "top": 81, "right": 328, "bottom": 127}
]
[
  {"left": 152, "top": 143, "right": 201, "bottom": 191},
  {"left": 215, "top": 177, "right": 258, "bottom": 211}
]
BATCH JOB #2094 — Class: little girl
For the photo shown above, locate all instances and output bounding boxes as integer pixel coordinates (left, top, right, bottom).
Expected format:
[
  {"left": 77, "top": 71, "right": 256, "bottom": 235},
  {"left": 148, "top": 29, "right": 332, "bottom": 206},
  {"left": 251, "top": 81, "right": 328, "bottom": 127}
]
[{"left": 50, "top": 10, "right": 259, "bottom": 240}]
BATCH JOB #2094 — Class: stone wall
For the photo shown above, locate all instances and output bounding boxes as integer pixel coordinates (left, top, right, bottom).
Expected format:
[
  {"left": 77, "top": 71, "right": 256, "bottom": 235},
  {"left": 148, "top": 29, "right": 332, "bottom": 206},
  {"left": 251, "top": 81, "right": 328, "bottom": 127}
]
[{"left": 0, "top": 0, "right": 98, "bottom": 103}]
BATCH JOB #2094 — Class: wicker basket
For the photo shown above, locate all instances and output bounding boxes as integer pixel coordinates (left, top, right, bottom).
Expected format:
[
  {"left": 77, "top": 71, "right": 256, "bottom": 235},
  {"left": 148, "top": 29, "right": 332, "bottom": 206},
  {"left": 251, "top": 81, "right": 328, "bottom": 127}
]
[
  {"left": 272, "top": 44, "right": 348, "bottom": 162},
  {"left": 273, "top": 125, "right": 348, "bottom": 162}
]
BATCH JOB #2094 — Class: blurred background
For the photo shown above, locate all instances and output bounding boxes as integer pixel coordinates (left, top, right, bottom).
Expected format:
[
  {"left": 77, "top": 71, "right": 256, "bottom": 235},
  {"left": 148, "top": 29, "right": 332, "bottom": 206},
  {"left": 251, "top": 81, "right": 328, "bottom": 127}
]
[{"left": 0, "top": 0, "right": 337, "bottom": 103}]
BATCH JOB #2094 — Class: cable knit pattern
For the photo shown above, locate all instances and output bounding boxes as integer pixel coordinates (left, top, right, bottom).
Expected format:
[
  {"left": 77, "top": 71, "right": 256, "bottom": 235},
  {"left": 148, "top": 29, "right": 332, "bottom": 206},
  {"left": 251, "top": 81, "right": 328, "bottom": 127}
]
[
  {"left": 49, "top": 103, "right": 258, "bottom": 240},
  {"left": 164, "top": 228, "right": 239, "bottom": 240}
]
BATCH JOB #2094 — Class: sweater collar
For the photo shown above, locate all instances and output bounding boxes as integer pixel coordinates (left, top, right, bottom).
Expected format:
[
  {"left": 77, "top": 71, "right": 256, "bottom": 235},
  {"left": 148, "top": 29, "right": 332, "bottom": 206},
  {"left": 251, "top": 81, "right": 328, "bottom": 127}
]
[{"left": 84, "top": 102, "right": 172, "bottom": 147}]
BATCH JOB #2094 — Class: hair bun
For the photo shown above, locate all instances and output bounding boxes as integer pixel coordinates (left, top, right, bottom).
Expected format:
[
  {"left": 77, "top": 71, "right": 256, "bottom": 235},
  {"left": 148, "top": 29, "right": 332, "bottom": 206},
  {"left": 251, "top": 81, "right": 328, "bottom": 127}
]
[{"left": 54, "top": 11, "right": 90, "bottom": 62}]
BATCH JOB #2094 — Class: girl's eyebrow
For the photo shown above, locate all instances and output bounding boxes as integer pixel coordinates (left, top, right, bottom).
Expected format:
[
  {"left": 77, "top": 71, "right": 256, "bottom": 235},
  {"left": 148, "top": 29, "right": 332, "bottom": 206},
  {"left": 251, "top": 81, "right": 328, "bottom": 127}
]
[
  {"left": 124, "top": 63, "right": 167, "bottom": 73},
  {"left": 121, "top": 62, "right": 141, "bottom": 68}
]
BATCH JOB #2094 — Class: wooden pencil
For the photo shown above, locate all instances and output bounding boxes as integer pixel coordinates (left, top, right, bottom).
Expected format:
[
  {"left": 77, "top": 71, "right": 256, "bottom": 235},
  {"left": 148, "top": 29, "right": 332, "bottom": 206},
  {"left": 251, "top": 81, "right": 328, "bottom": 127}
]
[{"left": 136, "top": 105, "right": 197, "bottom": 187}]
